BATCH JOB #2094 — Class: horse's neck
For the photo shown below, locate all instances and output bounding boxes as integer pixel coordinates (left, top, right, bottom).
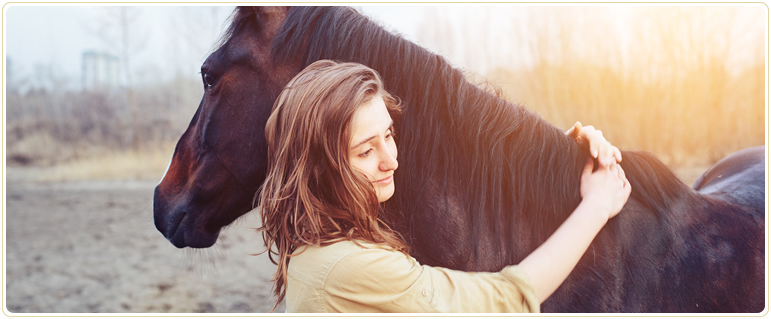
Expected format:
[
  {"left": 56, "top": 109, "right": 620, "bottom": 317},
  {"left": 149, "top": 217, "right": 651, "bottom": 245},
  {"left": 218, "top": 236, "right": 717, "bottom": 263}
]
[
  {"left": 397, "top": 50, "right": 587, "bottom": 248},
  {"left": 302, "top": 8, "right": 589, "bottom": 252}
]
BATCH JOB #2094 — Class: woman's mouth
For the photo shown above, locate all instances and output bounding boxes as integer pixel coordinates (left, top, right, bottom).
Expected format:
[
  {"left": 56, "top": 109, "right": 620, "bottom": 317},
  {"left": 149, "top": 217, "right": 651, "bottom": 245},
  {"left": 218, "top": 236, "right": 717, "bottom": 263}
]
[{"left": 373, "top": 175, "right": 393, "bottom": 185}]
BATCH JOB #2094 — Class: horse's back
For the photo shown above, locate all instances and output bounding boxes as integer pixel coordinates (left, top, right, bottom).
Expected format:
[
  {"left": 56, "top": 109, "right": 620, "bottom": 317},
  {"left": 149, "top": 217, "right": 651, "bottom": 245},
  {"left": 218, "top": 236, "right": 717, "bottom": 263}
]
[
  {"left": 694, "top": 146, "right": 765, "bottom": 214},
  {"left": 687, "top": 146, "right": 766, "bottom": 313}
]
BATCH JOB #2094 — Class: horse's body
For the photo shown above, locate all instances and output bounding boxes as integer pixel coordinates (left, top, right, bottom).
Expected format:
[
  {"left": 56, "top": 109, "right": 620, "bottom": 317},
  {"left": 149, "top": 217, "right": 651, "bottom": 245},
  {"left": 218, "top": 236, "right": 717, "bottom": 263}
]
[
  {"left": 153, "top": 7, "right": 765, "bottom": 312},
  {"left": 695, "top": 146, "right": 765, "bottom": 207}
]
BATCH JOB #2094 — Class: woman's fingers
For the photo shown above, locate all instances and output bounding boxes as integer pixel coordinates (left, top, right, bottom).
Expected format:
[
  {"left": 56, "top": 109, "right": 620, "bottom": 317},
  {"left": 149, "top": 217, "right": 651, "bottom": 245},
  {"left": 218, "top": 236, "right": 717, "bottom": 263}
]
[
  {"left": 612, "top": 146, "right": 623, "bottom": 163},
  {"left": 566, "top": 121, "right": 582, "bottom": 140},
  {"left": 583, "top": 126, "right": 599, "bottom": 158},
  {"left": 567, "top": 122, "right": 623, "bottom": 165},
  {"left": 587, "top": 129, "right": 623, "bottom": 167},
  {"left": 582, "top": 157, "right": 595, "bottom": 176},
  {"left": 599, "top": 140, "right": 612, "bottom": 166},
  {"left": 619, "top": 165, "right": 631, "bottom": 195},
  {"left": 601, "top": 163, "right": 630, "bottom": 219},
  {"left": 582, "top": 126, "right": 608, "bottom": 162},
  {"left": 606, "top": 163, "right": 626, "bottom": 194}
]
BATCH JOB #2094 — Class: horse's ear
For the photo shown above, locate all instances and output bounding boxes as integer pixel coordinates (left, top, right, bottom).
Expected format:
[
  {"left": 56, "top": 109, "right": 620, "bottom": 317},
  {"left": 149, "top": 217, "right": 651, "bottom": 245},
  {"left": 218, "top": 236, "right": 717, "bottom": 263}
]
[
  {"left": 244, "top": 6, "right": 289, "bottom": 21},
  {"left": 254, "top": 6, "right": 289, "bottom": 16},
  {"left": 241, "top": 6, "right": 289, "bottom": 33},
  {"left": 231, "top": 6, "right": 289, "bottom": 42}
]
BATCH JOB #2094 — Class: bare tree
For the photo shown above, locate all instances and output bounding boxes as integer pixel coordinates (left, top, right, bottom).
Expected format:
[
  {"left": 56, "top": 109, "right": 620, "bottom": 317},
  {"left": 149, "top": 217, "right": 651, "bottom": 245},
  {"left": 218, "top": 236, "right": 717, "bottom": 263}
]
[
  {"left": 87, "top": 6, "right": 149, "bottom": 150},
  {"left": 6, "top": 56, "right": 28, "bottom": 94},
  {"left": 164, "top": 7, "right": 229, "bottom": 132}
]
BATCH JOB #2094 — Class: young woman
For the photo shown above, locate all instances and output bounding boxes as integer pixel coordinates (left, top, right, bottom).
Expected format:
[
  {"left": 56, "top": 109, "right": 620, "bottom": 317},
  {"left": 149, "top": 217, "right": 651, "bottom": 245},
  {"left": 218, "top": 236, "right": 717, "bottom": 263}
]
[{"left": 257, "top": 60, "right": 631, "bottom": 312}]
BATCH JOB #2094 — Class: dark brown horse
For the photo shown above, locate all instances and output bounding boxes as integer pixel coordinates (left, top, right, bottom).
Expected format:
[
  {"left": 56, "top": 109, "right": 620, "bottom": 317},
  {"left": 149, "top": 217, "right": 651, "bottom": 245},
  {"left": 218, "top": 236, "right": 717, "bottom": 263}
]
[{"left": 153, "top": 7, "right": 765, "bottom": 312}]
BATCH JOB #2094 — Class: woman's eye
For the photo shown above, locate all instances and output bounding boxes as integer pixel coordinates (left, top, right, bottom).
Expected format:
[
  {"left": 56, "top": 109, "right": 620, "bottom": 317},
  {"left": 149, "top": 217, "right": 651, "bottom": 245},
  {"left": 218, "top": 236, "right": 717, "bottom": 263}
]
[
  {"left": 359, "top": 149, "right": 372, "bottom": 157},
  {"left": 202, "top": 72, "right": 216, "bottom": 88},
  {"left": 387, "top": 127, "right": 396, "bottom": 139}
]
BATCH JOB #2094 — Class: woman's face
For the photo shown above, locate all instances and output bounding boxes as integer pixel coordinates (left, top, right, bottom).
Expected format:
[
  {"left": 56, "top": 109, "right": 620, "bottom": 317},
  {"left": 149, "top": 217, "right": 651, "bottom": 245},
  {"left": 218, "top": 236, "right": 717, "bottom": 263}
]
[{"left": 348, "top": 94, "right": 398, "bottom": 203}]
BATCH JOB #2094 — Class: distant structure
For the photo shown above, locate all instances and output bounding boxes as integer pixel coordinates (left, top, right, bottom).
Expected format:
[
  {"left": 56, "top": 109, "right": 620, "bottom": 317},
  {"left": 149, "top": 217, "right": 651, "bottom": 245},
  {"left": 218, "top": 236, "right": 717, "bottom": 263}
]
[
  {"left": 6, "top": 57, "right": 16, "bottom": 93},
  {"left": 81, "top": 51, "right": 119, "bottom": 91}
]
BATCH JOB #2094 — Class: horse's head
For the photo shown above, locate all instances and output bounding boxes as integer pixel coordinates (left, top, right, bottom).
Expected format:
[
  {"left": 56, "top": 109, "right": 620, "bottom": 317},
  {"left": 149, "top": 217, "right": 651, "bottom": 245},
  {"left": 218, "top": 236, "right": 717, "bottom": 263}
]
[{"left": 154, "top": 7, "right": 299, "bottom": 248}]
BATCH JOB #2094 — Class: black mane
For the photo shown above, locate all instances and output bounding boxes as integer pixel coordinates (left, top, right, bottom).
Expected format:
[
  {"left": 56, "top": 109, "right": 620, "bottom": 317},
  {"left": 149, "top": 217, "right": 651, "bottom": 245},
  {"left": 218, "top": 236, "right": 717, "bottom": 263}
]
[{"left": 242, "top": 6, "right": 697, "bottom": 267}]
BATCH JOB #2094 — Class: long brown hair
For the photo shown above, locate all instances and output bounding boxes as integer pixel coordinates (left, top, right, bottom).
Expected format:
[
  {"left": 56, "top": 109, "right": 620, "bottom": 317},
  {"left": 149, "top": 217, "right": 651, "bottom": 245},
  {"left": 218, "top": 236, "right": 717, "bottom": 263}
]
[{"left": 256, "top": 60, "right": 407, "bottom": 309}]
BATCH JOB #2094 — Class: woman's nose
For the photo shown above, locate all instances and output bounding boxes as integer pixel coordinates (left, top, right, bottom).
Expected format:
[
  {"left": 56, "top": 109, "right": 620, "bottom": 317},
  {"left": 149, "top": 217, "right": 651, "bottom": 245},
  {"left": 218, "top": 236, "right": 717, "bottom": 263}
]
[{"left": 379, "top": 145, "right": 398, "bottom": 171}]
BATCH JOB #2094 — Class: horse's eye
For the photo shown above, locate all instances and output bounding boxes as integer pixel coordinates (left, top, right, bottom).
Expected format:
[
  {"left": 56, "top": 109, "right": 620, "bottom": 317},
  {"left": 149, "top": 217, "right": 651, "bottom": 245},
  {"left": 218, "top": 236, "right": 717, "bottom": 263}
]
[{"left": 203, "top": 73, "right": 216, "bottom": 88}]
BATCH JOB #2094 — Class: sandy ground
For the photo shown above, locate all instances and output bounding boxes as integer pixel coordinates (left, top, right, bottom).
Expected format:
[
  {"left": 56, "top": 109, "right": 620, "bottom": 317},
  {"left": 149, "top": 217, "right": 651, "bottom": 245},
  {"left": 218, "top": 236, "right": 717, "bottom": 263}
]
[
  {"left": 3, "top": 165, "right": 709, "bottom": 314},
  {"left": 4, "top": 169, "right": 285, "bottom": 314}
]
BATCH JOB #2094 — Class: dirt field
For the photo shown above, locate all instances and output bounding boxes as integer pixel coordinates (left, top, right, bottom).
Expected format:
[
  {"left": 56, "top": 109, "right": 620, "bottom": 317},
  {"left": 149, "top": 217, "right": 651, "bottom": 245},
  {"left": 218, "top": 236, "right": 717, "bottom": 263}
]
[
  {"left": 3, "top": 165, "right": 709, "bottom": 314},
  {"left": 4, "top": 169, "right": 285, "bottom": 313}
]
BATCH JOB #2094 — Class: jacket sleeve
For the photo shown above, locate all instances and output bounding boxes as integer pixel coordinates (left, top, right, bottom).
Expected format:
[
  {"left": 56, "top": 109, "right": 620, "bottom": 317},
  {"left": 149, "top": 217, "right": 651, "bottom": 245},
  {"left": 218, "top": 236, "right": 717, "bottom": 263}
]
[{"left": 323, "top": 247, "right": 540, "bottom": 313}]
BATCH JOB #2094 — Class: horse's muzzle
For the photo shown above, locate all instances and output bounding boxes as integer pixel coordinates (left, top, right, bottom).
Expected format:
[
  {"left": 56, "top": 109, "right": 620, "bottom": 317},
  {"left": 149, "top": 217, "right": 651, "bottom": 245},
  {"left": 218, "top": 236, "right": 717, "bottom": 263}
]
[{"left": 153, "top": 186, "right": 220, "bottom": 249}]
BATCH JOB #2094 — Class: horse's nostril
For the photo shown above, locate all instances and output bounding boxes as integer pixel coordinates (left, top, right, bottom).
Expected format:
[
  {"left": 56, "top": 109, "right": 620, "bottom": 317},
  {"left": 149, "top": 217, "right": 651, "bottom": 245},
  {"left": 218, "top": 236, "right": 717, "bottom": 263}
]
[
  {"left": 166, "top": 210, "right": 186, "bottom": 239},
  {"left": 164, "top": 210, "right": 190, "bottom": 248},
  {"left": 153, "top": 193, "right": 186, "bottom": 241}
]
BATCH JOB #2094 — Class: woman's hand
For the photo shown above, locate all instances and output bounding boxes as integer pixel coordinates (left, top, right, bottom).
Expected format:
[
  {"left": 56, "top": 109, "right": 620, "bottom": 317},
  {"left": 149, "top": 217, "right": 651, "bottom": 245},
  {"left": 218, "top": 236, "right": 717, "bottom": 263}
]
[
  {"left": 579, "top": 158, "right": 631, "bottom": 221},
  {"left": 519, "top": 157, "right": 631, "bottom": 304},
  {"left": 566, "top": 121, "right": 622, "bottom": 167}
]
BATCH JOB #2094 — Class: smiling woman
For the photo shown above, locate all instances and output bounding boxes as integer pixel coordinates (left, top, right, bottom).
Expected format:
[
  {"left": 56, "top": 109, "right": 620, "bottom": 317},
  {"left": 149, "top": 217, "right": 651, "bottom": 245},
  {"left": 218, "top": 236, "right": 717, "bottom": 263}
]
[
  {"left": 255, "top": 59, "right": 631, "bottom": 313},
  {"left": 257, "top": 60, "right": 411, "bottom": 310},
  {"left": 348, "top": 95, "right": 399, "bottom": 203}
]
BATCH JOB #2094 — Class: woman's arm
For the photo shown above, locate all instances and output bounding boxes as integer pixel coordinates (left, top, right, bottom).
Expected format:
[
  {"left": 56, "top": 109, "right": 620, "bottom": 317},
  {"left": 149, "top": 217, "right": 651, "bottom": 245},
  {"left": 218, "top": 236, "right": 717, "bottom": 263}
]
[
  {"left": 519, "top": 158, "right": 631, "bottom": 304},
  {"left": 319, "top": 156, "right": 629, "bottom": 312}
]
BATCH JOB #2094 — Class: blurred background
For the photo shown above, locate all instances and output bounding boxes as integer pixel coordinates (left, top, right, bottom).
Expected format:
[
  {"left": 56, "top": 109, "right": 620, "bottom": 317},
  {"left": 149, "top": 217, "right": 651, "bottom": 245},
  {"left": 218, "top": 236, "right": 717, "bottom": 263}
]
[
  {"left": 3, "top": 4, "right": 767, "bottom": 314},
  {"left": 6, "top": 6, "right": 232, "bottom": 181},
  {"left": 5, "top": 5, "right": 766, "bottom": 181}
]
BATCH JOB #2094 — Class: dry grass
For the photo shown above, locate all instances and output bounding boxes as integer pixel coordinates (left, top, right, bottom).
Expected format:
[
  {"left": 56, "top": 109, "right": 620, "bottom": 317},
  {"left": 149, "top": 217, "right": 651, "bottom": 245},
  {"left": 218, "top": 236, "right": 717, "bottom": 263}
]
[
  {"left": 7, "top": 7, "right": 765, "bottom": 182},
  {"left": 48, "top": 146, "right": 175, "bottom": 181},
  {"left": 486, "top": 7, "right": 765, "bottom": 167},
  {"left": 6, "top": 78, "right": 200, "bottom": 182},
  {"left": 7, "top": 143, "right": 176, "bottom": 182}
]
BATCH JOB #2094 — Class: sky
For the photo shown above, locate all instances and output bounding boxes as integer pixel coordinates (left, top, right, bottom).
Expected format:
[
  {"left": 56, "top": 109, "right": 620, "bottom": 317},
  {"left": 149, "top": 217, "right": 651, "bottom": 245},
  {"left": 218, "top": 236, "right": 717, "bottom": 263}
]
[
  {"left": 3, "top": 5, "right": 428, "bottom": 92},
  {"left": 4, "top": 4, "right": 766, "bottom": 92},
  {"left": 5, "top": 6, "right": 250, "bottom": 91}
]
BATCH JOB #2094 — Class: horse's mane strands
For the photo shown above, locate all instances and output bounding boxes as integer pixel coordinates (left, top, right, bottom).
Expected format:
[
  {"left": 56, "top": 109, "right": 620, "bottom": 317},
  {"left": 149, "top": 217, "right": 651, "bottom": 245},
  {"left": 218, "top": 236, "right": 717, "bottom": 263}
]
[
  {"left": 213, "top": 7, "right": 257, "bottom": 54},
  {"left": 620, "top": 151, "right": 698, "bottom": 216},
  {"left": 240, "top": 6, "right": 699, "bottom": 267},
  {"left": 266, "top": 7, "right": 596, "bottom": 262}
]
